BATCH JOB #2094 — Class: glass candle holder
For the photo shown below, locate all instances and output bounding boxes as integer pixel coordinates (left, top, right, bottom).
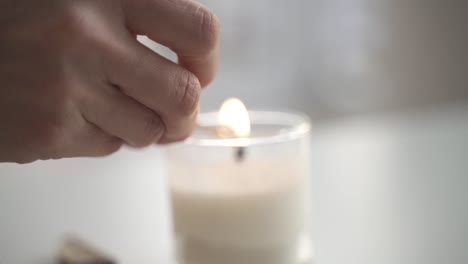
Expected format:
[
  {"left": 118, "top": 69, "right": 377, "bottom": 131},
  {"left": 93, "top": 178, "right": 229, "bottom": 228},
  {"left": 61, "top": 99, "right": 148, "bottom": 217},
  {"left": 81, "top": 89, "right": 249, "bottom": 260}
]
[{"left": 165, "top": 110, "right": 313, "bottom": 264}]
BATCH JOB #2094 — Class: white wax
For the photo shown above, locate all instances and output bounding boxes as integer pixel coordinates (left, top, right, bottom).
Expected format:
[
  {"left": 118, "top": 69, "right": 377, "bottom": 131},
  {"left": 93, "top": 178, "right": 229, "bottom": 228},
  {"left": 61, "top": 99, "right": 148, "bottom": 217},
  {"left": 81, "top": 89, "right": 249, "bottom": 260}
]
[{"left": 168, "top": 157, "right": 311, "bottom": 264}]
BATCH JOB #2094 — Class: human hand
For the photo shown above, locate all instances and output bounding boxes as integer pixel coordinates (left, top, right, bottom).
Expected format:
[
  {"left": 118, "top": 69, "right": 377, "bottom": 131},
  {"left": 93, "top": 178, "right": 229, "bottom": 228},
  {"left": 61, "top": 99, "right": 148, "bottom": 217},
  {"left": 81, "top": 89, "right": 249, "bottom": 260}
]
[{"left": 0, "top": 0, "right": 219, "bottom": 163}]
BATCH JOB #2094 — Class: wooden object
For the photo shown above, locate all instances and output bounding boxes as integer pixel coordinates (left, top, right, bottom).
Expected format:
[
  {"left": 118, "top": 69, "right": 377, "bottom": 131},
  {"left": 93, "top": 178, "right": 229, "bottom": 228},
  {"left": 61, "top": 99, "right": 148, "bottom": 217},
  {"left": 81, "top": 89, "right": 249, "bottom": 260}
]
[{"left": 57, "top": 235, "right": 116, "bottom": 264}]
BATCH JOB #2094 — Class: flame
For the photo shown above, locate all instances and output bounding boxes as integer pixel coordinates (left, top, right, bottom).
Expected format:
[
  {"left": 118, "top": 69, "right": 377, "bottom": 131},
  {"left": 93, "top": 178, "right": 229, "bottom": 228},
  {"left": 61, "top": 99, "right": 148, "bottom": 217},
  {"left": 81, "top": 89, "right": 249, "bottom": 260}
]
[{"left": 218, "top": 98, "right": 251, "bottom": 138}]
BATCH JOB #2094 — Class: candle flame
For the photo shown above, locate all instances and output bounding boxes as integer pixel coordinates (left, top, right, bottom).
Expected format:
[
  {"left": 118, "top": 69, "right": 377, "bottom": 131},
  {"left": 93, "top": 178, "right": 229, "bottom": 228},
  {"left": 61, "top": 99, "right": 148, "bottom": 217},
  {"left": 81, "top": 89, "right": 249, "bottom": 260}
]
[{"left": 218, "top": 98, "right": 251, "bottom": 138}]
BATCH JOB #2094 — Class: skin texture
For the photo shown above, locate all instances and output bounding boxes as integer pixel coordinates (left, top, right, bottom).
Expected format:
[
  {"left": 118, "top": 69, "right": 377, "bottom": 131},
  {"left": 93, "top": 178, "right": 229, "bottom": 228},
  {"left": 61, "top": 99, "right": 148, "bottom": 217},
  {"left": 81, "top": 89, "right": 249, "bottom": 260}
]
[{"left": 0, "top": 0, "right": 220, "bottom": 163}]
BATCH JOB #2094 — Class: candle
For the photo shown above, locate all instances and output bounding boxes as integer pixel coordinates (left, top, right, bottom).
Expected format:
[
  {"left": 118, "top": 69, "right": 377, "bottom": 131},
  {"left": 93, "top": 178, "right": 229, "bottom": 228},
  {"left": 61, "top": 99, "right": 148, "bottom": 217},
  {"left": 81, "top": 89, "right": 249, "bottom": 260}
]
[{"left": 166, "top": 98, "right": 313, "bottom": 264}]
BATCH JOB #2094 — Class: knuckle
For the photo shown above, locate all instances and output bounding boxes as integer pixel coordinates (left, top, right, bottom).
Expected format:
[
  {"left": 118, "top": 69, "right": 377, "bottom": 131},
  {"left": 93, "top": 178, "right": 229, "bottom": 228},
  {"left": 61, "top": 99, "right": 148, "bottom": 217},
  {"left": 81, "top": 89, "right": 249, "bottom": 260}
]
[
  {"left": 100, "top": 137, "right": 123, "bottom": 156},
  {"left": 128, "top": 48, "right": 153, "bottom": 77},
  {"left": 177, "top": 126, "right": 196, "bottom": 142},
  {"left": 159, "top": 113, "right": 197, "bottom": 144},
  {"left": 48, "top": 79, "right": 71, "bottom": 105},
  {"left": 136, "top": 114, "right": 165, "bottom": 147},
  {"left": 59, "top": 3, "right": 103, "bottom": 47},
  {"left": 35, "top": 99, "right": 73, "bottom": 151},
  {"left": 36, "top": 121, "right": 66, "bottom": 150},
  {"left": 29, "top": 82, "right": 72, "bottom": 152},
  {"left": 174, "top": 71, "right": 201, "bottom": 116},
  {"left": 61, "top": 5, "right": 87, "bottom": 35},
  {"left": 194, "top": 6, "right": 220, "bottom": 51}
]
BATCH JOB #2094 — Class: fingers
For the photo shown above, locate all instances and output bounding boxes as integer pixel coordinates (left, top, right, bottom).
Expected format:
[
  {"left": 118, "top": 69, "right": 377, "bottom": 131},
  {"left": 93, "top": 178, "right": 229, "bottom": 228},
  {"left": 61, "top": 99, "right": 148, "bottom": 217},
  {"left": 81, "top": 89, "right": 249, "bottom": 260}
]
[
  {"left": 106, "top": 38, "right": 200, "bottom": 143},
  {"left": 31, "top": 110, "right": 124, "bottom": 160},
  {"left": 122, "top": 0, "right": 220, "bottom": 87},
  {"left": 58, "top": 123, "right": 123, "bottom": 158},
  {"left": 80, "top": 86, "right": 166, "bottom": 147},
  {"left": 66, "top": 0, "right": 216, "bottom": 149}
]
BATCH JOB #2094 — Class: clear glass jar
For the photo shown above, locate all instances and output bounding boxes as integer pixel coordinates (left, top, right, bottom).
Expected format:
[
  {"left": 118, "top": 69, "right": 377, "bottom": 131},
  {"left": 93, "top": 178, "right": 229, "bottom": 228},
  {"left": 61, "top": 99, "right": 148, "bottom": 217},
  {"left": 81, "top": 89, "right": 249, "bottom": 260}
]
[{"left": 165, "top": 110, "right": 313, "bottom": 264}]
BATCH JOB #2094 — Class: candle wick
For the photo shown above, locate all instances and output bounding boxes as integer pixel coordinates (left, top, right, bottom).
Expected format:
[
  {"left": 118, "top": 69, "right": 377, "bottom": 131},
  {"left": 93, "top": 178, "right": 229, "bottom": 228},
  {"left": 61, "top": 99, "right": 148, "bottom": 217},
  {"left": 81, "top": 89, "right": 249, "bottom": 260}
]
[{"left": 235, "top": 147, "right": 246, "bottom": 162}]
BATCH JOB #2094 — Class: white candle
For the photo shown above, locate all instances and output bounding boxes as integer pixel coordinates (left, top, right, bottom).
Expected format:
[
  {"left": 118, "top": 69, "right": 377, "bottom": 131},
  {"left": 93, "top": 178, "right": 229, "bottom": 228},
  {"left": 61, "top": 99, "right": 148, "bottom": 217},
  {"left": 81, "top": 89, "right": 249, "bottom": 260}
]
[{"left": 166, "top": 99, "right": 313, "bottom": 264}]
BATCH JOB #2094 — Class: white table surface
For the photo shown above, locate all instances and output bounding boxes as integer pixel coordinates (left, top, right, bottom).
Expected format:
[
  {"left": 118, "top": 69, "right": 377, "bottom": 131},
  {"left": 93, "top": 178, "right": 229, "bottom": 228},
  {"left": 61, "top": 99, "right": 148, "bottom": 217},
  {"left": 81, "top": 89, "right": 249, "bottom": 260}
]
[{"left": 1, "top": 101, "right": 468, "bottom": 264}]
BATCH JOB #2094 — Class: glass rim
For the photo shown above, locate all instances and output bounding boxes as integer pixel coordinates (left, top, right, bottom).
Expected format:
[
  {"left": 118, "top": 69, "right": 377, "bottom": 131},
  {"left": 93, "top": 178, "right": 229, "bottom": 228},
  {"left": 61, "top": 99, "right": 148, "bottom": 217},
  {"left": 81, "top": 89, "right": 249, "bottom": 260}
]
[{"left": 183, "top": 110, "right": 311, "bottom": 147}]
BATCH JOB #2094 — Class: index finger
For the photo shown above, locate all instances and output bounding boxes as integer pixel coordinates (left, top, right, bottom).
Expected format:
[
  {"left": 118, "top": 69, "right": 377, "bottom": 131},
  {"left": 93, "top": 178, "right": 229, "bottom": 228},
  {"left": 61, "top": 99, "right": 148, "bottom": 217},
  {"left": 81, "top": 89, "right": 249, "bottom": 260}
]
[{"left": 122, "top": 0, "right": 220, "bottom": 87}]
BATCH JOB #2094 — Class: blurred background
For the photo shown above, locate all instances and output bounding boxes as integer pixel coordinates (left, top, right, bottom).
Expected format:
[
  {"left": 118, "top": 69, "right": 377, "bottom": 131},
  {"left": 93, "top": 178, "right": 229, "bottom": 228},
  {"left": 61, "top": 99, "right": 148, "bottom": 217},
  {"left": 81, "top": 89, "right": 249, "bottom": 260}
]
[
  {"left": 1, "top": 1, "right": 468, "bottom": 263},
  {"left": 197, "top": 0, "right": 468, "bottom": 118}
]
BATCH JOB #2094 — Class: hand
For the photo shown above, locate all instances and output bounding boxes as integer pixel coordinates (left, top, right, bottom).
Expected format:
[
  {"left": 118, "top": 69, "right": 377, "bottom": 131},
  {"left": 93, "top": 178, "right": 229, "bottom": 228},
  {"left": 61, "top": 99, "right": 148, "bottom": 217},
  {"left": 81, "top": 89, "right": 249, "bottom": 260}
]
[{"left": 0, "top": 0, "right": 220, "bottom": 163}]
